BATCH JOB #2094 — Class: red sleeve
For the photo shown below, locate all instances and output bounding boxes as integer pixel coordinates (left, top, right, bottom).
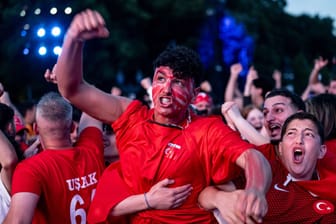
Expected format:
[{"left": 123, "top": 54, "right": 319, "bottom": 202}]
[
  {"left": 11, "top": 159, "right": 42, "bottom": 195},
  {"left": 205, "top": 119, "right": 255, "bottom": 184},
  {"left": 88, "top": 161, "right": 131, "bottom": 223},
  {"left": 75, "top": 127, "right": 104, "bottom": 159},
  {"left": 256, "top": 143, "right": 278, "bottom": 161}
]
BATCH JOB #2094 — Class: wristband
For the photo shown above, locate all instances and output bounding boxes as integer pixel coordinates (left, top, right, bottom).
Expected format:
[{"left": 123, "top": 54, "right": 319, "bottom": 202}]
[{"left": 144, "top": 193, "right": 153, "bottom": 209}]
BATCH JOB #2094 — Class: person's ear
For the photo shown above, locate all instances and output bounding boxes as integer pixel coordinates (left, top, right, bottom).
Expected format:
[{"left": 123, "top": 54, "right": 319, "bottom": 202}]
[
  {"left": 70, "top": 121, "right": 76, "bottom": 133},
  {"left": 33, "top": 122, "right": 39, "bottom": 135},
  {"left": 278, "top": 142, "right": 283, "bottom": 156},
  {"left": 318, "top": 144, "right": 327, "bottom": 159},
  {"left": 192, "top": 87, "right": 201, "bottom": 100}
]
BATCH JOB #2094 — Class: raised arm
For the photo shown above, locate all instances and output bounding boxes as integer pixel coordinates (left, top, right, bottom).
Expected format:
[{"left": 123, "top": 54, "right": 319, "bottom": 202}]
[
  {"left": 222, "top": 102, "right": 269, "bottom": 146},
  {"left": 55, "top": 9, "right": 132, "bottom": 123},
  {"left": 225, "top": 63, "right": 243, "bottom": 109},
  {"left": 0, "top": 130, "right": 18, "bottom": 194}
]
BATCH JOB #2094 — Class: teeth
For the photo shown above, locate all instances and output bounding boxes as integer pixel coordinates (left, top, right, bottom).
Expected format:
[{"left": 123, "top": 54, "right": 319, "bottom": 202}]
[{"left": 161, "top": 98, "right": 170, "bottom": 103}]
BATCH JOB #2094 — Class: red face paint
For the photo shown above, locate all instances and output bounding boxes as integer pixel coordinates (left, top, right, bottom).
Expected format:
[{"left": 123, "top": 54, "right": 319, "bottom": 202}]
[{"left": 152, "top": 66, "right": 194, "bottom": 124}]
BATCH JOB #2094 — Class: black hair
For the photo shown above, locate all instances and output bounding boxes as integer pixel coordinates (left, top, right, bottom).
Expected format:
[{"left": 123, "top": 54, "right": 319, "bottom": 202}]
[
  {"left": 0, "top": 103, "right": 14, "bottom": 131},
  {"left": 252, "top": 76, "right": 275, "bottom": 98},
  {"left": 153, "top": 45, "right": 203, "bottom": 87},
  {"left": 0, "top": 103, "right": 24, "bottom": 161},
  {"left": 305, "top": 93, "right": 336, "bottom": 140},
  {"left": 265, "top": 88, "right": 305, "bottom": 111},
  {"left": 280, "top": 112, "right": 324, "bottom": 143}
]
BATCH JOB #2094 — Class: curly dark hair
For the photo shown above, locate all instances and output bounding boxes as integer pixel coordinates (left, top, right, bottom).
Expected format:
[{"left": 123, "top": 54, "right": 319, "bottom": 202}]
[{"left": 153, "top": 45, "right": 203, "bottom": 87}]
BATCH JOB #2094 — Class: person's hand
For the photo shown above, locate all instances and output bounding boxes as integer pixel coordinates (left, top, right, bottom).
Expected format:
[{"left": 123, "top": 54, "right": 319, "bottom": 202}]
[
  {"left": 245, "top": 66, "right": 258, "bottom": 86},
  {"left": 66, "top": 9, "right": 109, "bottom": 42},
  {"left": 221, "top": 101, "right": 243, "bottom": 131},
  {"left": 140, "top": 77, "right": 152, "bottom": 90},
  {"left": 200, "top": 80, "right": 212, "bottom": 93},
  {"left": 236, "top": 188, "right": 268, "bottom": 224},
  {"left": 230, "top": 63, "right": 243, "bottom": 80},
  {"left": 272, "top": 69, "right": 281, "bottom": 82},
  {"left": 314, "top": 56, "right": 328, "bottom": 71},
  {"left": 44, "top": 64, "right": 58, "bottom": 84},
  {"left": 111, "top": 86, "right": 122, "bottom": 96},
  {"left": 215, "top": 189, "right": 267, "bottom": 224},
  {"left": 145, "top": 179, "right": 193, "bottom": 210}
]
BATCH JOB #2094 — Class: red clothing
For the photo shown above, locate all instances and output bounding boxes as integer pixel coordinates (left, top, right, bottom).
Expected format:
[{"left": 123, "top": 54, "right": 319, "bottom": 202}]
[
  {"left": 89, "top": 100, "right": 254, "bottom": 223},
  {"left": 325, "top": 138, "right": 336, "bottom": 155},
  {"left": 12, "top": 127, "right": 105, "bottom": 224},
  {"left": 264, "top": 160, "right": 336, "bottom": 223},
  {"left": 257, "top": 143, "right": 278, "bottom": 161}
]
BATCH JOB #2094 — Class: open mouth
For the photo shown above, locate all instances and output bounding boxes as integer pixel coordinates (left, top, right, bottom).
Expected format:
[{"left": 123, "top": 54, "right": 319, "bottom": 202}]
[
  {"left": 293, "top": 148, "right": 304, "bottom": 163},
  {"left": 160, "top": 97, "right": 172, "bottom": 106},
  {"left": 268, "top": 123, "right": 281, "bottom": 136}
]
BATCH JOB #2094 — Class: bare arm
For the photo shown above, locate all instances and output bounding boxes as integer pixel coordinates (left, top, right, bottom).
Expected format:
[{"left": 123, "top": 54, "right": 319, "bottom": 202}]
[
  {"left": 55, "top": 9, "right": 132, "bottom": 123},
  {"left": 225, "top": 63, "right": 243, "bottom": 108},
  {"left": 3, "top": 192, "right": 39, "bottom": 224},
  {"left": 272, "top": 69, "right": 282, "bottom": 89},
  {"left": 309, "top": 57, "right": 328, "bottom": 85},
  {"left": 235, "top": 149, "right": 271, "bottom": 223},
  {"left": 198, "top": 149, "right": 271, "bottom": 224},
  {"left": 0, "top": 130, "right": 18, "bottom": 194},
  {"left": 222, "top": 102, "right": 269, "bottom": 146},
  {"left": 243, "top": 66, "right": 258, "bottom": 97},
  {"left": 110, "top": 179, "right": 192, "bottom": 216}
]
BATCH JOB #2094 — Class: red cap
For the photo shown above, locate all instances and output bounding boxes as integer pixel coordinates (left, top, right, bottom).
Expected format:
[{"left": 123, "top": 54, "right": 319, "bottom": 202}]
[
  {"left": 14, "top": 115, "right": 27, "bottom": 133},
  {"left": 192, "top": 92, "right": 213, "bottom": 105}
]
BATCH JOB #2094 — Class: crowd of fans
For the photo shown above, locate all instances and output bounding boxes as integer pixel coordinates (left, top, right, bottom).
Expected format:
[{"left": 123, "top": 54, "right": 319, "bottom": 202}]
[{"left": 1, "top": 8, "right": 336, "bottom": 224}]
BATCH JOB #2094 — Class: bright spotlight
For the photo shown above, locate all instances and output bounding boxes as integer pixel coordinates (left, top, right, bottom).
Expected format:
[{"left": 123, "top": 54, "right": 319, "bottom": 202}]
[
  {"left": 53, "top": 46, "right": 62, "bottom": 55},
  {"left": 37, "top": 28, "right": 46, "bottom": 37},
  {"left": 20, "top": 10, "right": 26, "bottom": 17},
  {"left": 51, "top": 26, "right": 61, "bottom": 37},
  {"left": 50, "top": 7, "right": 57, "bottom": 15},
  {"left": 38, "top": 46, "right": 47, "bottom": 56},
  {"left": 34, "top": 8, "right": 41, "bottom": 15},
  {"left": 64, "top": 7, "right": 72, "bottom": 15}
]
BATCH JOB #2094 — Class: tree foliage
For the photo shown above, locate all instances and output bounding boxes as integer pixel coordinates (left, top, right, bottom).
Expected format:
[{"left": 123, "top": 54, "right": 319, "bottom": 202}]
[{"left": 0, "top": 0, "right": 335, "bottom": 103}]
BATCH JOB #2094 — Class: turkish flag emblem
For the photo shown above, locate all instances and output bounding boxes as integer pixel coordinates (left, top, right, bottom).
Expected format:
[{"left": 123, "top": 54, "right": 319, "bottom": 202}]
[{"left": 313, "top": 200, "right": 335, "bottom": 215}]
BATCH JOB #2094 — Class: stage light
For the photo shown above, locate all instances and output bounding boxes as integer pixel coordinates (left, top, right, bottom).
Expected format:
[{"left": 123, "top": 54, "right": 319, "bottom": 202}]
[
  {"left": 38, "top": 46, "right": 47, "bottom": 56},
  {"left": 23, "top": 24, "right": 30, "bottom": 30},
  {"left": 64, "top": 7, "right": 72, "bottom": 15},
  {"left": 51, "top": 26, "right": 61, "bottom": 37},
  {"left": 50, "top": 7, "right": 57, "bottom": 15},
  {"left": 53, "top": 46, "right": 62, "bottom": 55},
  {"left": 37, "top": 28, "right": 46, "bottom": 37},
  {"left": 34, "top": 8, "right": 41, "bottom": 15},
  {"left": 20, "top": 10, "right": 26, "bottom": 17},
  {"left": 21, "top": 30, "right": 27, "bottom": 37},
  {"left": 23, "top": 48, "right": 30, "bottom": 55}
]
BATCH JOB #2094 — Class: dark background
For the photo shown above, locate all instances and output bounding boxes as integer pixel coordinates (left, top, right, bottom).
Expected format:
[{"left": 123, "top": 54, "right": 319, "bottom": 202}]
[{"left": 0, "top": 0, "right": 335, "bottom": 105}]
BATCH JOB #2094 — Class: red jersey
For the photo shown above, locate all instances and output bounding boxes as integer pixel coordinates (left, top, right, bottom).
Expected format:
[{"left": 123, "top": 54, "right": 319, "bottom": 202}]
[
  {"left": 257, "top": 143, "right": 278, "bottom": 161},
  {"left": 12, "top": 127, "right": 105, "bottom": 224},
  {"left": 325, "top": 138, "right": 336, "bottom": 155},
  {"left": 264, "top": 160, "right": 336, "bottom": 223},
  {"left": 88, "top": 100, "right": 254, "bottom": 223}
]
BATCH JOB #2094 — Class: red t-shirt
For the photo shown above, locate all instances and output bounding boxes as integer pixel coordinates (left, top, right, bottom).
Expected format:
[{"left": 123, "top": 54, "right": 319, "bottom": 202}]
[
  {"left": 264, "top": 160, "right": 336, "bottom": 223},
  {"left": 12, "top": 127, "right": 105, "bottom": 224},
  {"left": 88, "top": 100, "right": 254, "bottom": 223}
]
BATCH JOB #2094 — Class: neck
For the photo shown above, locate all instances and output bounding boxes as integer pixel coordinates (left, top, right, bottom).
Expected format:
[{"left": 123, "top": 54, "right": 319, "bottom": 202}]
[{"left": 152, "top": 110, "right": 191, "bottom": 129}]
